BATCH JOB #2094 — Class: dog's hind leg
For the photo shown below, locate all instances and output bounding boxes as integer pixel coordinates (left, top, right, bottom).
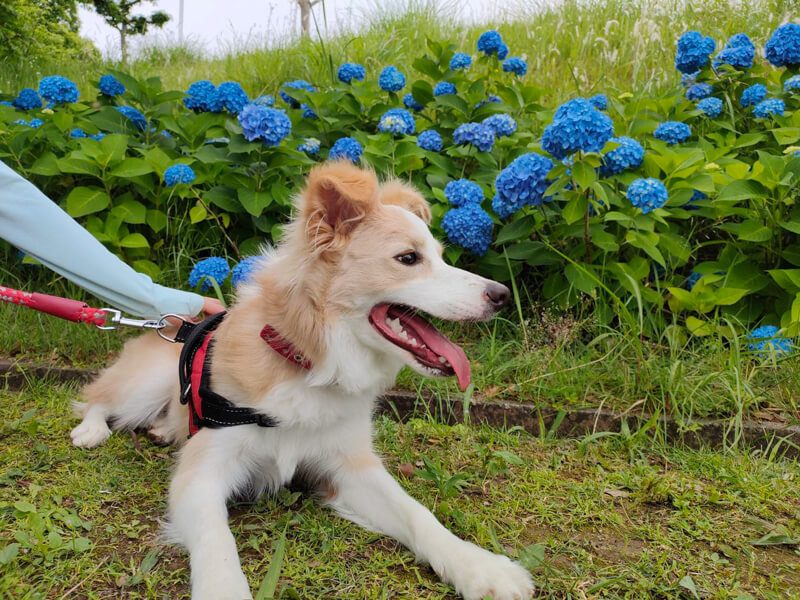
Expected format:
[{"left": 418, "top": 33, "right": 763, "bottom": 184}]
[{"left": 71, "top": 332, "right": 181, "bottom": 448}]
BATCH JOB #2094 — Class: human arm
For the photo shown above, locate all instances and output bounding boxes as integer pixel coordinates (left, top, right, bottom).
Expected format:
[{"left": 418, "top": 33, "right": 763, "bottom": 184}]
[{"left": 0, "top": 160, "right": 205, "bottom": 318}]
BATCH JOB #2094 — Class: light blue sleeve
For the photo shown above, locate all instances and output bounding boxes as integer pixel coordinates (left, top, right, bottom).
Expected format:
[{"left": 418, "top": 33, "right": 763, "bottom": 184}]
[{"left": 0, "top": 161, "right": 204, "bottom": 318}]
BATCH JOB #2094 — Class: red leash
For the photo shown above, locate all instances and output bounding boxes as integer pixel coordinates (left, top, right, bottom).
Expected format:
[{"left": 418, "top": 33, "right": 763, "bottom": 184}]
[{"left": 0, "top": 285, "right": 177, "bottom": 333}]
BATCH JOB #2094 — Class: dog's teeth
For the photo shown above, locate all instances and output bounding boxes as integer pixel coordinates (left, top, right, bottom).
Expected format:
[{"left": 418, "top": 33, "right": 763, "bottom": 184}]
[
  {"left": 438, "top": 356, "right": 447, "bottom": 364},
  {"left": 387, "top": 317, "right": 404, "bottom": 335}
]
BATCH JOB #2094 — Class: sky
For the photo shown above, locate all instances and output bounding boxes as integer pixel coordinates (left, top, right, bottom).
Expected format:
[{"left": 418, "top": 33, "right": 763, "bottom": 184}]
[{"left": 77, "top": 0, "right": 511, "bottom": 58}]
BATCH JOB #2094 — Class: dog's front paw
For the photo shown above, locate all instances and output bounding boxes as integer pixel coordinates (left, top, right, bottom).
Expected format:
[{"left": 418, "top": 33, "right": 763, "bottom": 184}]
[
  {"left": 444, "top": 545, "right": 534, "bottom": 600},
  {"left": 70, "top": 419, "right": 111, "bottom": 448},
  {"left": 192, "top": 570, "right": 252, "bottom": 600}
]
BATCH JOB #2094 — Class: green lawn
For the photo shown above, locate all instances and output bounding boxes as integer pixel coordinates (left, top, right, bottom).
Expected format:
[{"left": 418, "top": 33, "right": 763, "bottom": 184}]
[{"left": 2, "top": 382, "right": 800, "bottom": 599}]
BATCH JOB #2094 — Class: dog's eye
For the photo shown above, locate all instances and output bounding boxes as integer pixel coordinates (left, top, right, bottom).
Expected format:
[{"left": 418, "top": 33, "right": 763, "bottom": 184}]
[{"left": 395, "top": 251, "right": 419, "bottom": 266}]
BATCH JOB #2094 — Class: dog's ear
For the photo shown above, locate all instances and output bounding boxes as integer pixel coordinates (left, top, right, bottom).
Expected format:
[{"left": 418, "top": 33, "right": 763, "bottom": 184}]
[
  {"left": 380, "top": 181, "right": 432, "bottom": 224},
  {"left": 303, "top": 162, "right": 379, "bottom": 252}
]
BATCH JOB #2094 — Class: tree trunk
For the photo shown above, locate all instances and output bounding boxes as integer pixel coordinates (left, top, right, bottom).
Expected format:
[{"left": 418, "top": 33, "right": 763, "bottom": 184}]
[
  {"left": 297, "top": 0, "right": 310, "bottom": 37},
  {"left": 120, "top": 23, "right": 127, "bottom": 63}
]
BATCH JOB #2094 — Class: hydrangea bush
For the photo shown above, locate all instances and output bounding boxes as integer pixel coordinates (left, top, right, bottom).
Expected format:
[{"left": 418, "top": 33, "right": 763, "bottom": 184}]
[{"left": 3, "top": 24, "right": 800, "bottom": 345}]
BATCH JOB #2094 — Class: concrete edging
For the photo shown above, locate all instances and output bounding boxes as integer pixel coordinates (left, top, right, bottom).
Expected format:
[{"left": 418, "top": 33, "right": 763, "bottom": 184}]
[{"left": 4, "top": 360, "right": 800, "bottom": 457}]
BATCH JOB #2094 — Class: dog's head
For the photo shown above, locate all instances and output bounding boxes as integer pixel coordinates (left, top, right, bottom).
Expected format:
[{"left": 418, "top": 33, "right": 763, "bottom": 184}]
[{"left": 276, "top": 162, "right": 508, "bottom": 390}]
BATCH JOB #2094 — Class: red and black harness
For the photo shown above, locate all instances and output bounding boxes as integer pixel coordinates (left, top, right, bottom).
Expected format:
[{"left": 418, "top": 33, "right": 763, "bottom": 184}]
[
  {"left": 175, "top": 311, "right": 312, "bottom": 437},
  {"left": 0, "top": 285, "right": 311, "bottom": 439}
]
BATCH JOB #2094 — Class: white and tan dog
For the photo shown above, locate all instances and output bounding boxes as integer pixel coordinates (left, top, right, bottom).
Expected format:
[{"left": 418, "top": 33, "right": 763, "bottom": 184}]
[{"left": 70, "top": 162, "right": 534, "bottom": 600}]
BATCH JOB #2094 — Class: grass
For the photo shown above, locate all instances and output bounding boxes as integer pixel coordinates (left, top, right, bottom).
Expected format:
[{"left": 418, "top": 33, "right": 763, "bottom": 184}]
[
  {"left": 0, "top": 0, "right": 796, "bottom": 106},
  {"left": 1, "top": 381, "right": 800, "bottom": 599}
]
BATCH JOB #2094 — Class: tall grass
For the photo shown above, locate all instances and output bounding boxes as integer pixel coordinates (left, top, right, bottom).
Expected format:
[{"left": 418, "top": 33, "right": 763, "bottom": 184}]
[{"left": 0, "top": 0, "right": 794, "bottom": 104}]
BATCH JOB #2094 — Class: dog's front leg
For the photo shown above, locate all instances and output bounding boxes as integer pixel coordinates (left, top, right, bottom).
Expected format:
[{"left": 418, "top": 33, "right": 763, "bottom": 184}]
[
  {"left": 327, "top": 452, "right": 534, "bottom": 600},
  {"left": 168, "top": 432, "right": 253, "bottom": 600}
]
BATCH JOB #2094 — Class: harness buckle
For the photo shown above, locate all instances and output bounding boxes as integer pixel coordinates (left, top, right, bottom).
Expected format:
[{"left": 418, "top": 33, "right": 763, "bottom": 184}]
[{"left": 96, "top": 308, "right": 171, "bottom": 332}]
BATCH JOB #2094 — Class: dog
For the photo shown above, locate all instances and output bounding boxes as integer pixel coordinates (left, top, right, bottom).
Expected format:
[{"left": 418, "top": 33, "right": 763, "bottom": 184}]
[{"left": 70, "top": 162, "right": 534, "bottom": 600}]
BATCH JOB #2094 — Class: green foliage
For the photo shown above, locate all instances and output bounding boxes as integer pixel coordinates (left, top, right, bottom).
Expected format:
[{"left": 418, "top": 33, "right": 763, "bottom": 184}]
[
  {"left": 0, "top": 0, "right": 97, "bottom": 65},
  {"left": 2, "top": 14, "right": 800, "bottom": 344}
]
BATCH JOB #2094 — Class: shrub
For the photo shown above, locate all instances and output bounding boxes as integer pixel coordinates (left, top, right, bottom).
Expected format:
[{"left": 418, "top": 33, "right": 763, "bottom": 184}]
[{"left": 4, "top": 23, "right": 800, "bottom": 342}]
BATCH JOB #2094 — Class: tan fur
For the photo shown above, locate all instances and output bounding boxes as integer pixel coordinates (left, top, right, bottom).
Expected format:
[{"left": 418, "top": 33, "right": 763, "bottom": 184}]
[{"left": 379, "top": 180, "right": 432, "bottom": 224}]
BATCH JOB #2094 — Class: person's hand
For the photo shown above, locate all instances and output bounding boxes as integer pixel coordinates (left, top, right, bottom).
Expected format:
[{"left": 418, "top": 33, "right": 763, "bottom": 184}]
[{"left": 202, "top": 296, "right": 226, "bottom": 315}]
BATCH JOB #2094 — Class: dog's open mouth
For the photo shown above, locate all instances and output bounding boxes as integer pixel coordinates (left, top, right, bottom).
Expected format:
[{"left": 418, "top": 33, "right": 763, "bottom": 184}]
[{"left": 368, "top": 303, "right": 471, "bottom": 391}]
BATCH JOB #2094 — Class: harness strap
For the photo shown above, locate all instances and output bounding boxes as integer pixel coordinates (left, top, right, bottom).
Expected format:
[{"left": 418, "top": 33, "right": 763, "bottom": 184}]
[{"left": 178, "top": 312, "right": 279, "bottom": 437}]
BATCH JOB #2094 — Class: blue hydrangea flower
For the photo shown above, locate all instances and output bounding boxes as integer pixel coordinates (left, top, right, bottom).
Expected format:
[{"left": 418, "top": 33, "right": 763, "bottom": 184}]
[
  {"left": 403, "top": 93, "right": 424, "bottom": 112},
  {"left": 14, "top": 118, "right": 43, "bottom": 128},
  {"left": 697, "top": 97, "right": 723, "bottom": 118},
  {"left": 70, "top": 128, "right": 87, "bottom": 139},
  {"left": 442, "top": 203, "right": 493, "bottom": 256},
  {"left": 541, "top": 98, "right": 613, "bottom": 160},
  {"left": 740, "top": 84, "right": 767, "bottom": 107},
  {"left": 279, "top": 80, "right": 315, "bottom": 107},
  {"left": 298, "top": 137, "right": 320, "bottom": 155},
  {"left": 12, "top": 88, "right": 42, "bottom": 111},
  {"left": 89, "top": 133, "right": 105, "bottom": 141},
  {"left": 231, "top": 256, "right": 261, "bottom": 288},
  {"left": 675, "top": 31, "right": 716, "bottom": 74},
  {"left": 753, "top": 98, "right": 785, "bottom": 119},
  {"left": 589, "top": 94, "right": 608, "bottom": 110},
  {"left": 482, "top": 113, "right": 516, "bottom": 137},
  {"left": 337, "top": 62, "right": 366, "bottom": 84},
  {"left": 654, "top": 121, "right": 691, "bottom": 145},
  {"left": 217, "top": 81, "right": 249, "bottom": 114},
  {"left": 450, "top": 52, "right": 472, "bottom": 70},
  {"left": 453, "top": 122, "right": 495, "bottom": 152},
  {"left": 38, "top": 76, "right": 79, "bottom": 105},
  {"left": 434, "top": 81, "right": 457, "bottom": 96},
  {"left": 205, "top": 137, "right": 229, "bottom": 145},
  {"left": 685, "top": 190, "right": 706, "bottom": 210},
  {"left": 626, "top": 178, "right": 668, "bottom": 214},
  {"left": 417, "top": 129, "right": 442, "bottom": 152},
  {"left": 0, "top": 101, "right": 12, "bottom": 107},
  {"left": 184, "top": 80, "right": 221, "bottom": 112},
  {"left": 747, "top": 325, "right": 793, "bottom": 357},
  {"left": 686, "top": 82, "right": 712, "bottom": 101},
  {"left": 98, "top": 74, "right": 125, "bottom": 97},
  {"left": 713, "top": 33, "right": 755, "bottom": 70},
  {"left": 445, "top": 179, "right": 484, "bottom": 207},
  {"left": 378, "top": 66, "right": 406, "bottom": 92},
  {"left": 686, "top": 271, "right": 702, "bottom": 290},
  {"left": 330, "top": 137, "right": 363, "bottom": 163},
  {"left": 116, "top": 106, "right": 147, "bottom": 131},
  {"left": 189, "top": 257, "right": 230, "bottom": 292},
  {"left": 765, "top": 23, "right": 800, "bottom": 68},
  {"left": 502, "top": 56, "right": 527, "bottom": 76},
  {"left": 476, "top": 94, "right": 502, "bottom": 108},
  {"left": 253, "top": 94, "right": 275, "bottom": 106},
  {"left": 238, "top": 104, "right": 292, "bottom": 145},
  {"left": 378, "top": 108, "right": 415, "bottom": 135},
  {"left": 784, "top": 75, "right": 800, "bottom": 92},
  {"left": 497, "top": 42, "right": 509, "bottom": 60},
  {"left": 164, "top": 164, "right": 195, "bottom": 186},
  {"left": 492, "top": 153, "right": 554, "bottom": 218},
  {"left": 598, "top": 136, "right": 645, "bottom": 177},
  {"left": 477, "top": 30, "right": 503, "bottom": 56},
  {"left": 301, "top": 103, "right": 317, "bottom": 119},
  {"left": 680, "top": 72, "right": 699, "bottom": 87}
]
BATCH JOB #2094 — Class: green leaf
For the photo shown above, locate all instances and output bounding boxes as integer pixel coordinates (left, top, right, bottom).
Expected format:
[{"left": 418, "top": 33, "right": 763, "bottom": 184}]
[
  {"left": 771, "top": 127, "right": 800, "bottom": 145},
  {"left": 562, "top": 194, "right": 588, "bottom": 225},
  {"left": 113, "top": 199, "right": 147, "bottom": 224},
  {"left": 434, "top": 94, "right": 469, "bottom": 115},
  {"left": 737, "top": 219, "right": 773, "bottom": 242},
  {"left": 255, "top": 527, "right": 288, "bottom": 600},
  {"left": 679, "top": 575, "right": 700, "bottom": 600},
  {"left": 495, "top": 215, "right": 535, "bottom": 245},
  {"left": 30, "top": 152, "right": 60, "bottom": 176},
  {"left": 716, "top": 179, "right": 768, "bottom": 203},
  {"left": 190, "top": 204, "right": 207, "bottom": 224},
  {"left": 13, "top": 501, "right": 35, "bottom": 513},
  {"left": 109, "top": 158, "right": 154, "bottom": 178},
  {"left": 238, "top": 189, "right": 273, "bottom": 216},
  {"left": 411, "top": 57, "right": 442, "bottom": 80},
  {"left": 626, "top": 231, "right": 665, "bottom": 266},
  {"left": 132, "top": 260, "right": 161, "bottom": 280},
  {"left": 571, "top": 161, "right": 596, "bottom": 189},
  {"left": 65, "top": 187, "right": 109, "bottom": 218},
  {"left": 119, "top": 233, "right": 149, "bottom": 249},
  {"left": 748, "top": 531, "right": 800, "bottom": 546},
  {"left": 0, "top": 544, "right": 19, "bottom": 566},
  {"left": 565, "top": 263, "right": 597, "bottom": 294},
  {"left": 146, "top": 209, "right": 167, "bottom": 233}
]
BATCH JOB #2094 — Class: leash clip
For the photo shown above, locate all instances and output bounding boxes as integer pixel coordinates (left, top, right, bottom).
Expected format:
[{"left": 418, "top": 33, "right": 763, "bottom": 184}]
[{"left": 96, "top": 308, "right": 170, "bottom": 332}]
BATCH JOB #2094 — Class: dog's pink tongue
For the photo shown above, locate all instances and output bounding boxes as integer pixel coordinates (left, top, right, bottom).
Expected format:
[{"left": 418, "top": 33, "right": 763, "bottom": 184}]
[{"left": 406, "top": 314, "right": 472, "bottom": 391}]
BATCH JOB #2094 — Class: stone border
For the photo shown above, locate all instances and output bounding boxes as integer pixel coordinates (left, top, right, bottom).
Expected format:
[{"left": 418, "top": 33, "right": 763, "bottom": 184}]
[{"left": 4, "top": 360, "right": 800, "bottom": 457}]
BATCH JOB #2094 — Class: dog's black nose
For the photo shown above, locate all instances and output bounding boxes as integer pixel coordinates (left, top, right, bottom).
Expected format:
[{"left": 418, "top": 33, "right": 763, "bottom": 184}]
[{"left": 485, "top": 282, "right": 510, "bottom": 308}]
